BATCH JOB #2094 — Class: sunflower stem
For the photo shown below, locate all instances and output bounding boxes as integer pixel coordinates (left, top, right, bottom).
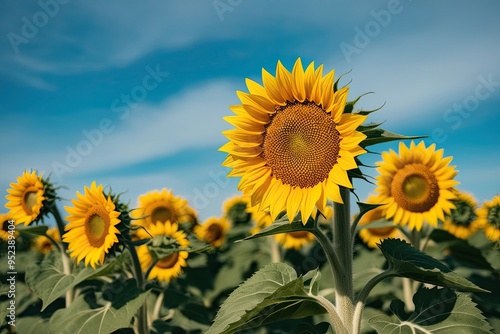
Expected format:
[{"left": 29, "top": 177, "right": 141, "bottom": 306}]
[
  {"left": 49, "top": 203, "right": 73, "bottom": 307},
  {"left": 269, "top": 237, "right": 281, "bottom": 263},
  {"left": 127, "top": 242, "right": 148, "bottom": 334},
  {"left": 333, "top": 186, "right": 354, "bottom": 333}
]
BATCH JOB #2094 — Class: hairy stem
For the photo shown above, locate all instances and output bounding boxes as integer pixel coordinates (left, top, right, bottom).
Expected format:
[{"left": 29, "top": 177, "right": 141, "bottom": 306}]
[
  {"left": 128, "top": 244, "right": 148, "bottom": 334},
  {"left": 333, "top": 187, "right": 354, "bottom": 331}
]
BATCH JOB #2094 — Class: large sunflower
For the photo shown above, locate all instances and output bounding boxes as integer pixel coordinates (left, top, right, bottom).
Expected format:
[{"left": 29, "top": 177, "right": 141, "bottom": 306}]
[
  {"left": 195, "top": 217, "right": 231, "bottom": 248},
  {"left": 220, "top": 58, "right": 367, "bottom": 224},
  {"left": 358, "top": 197, "right": 400, "bottom": 249},
  {"left": 442, "top": 190, "right": 480, "bottom": 239},
  {"left": 0, "top": 213, "right": 16, "bottom": 242},
  {"left": 375, "top": 141, "right": 459, "bottom": 231},
  {"left": 34, "top": 227, "right": 60, "bottom": 254},
  {"left": 136, "top": 221, "right": 189, "bottom": 282},
  {"left": 476, "top": 195, "right": 500, "bottom": 242},
  {"left": 63, "top": 182, "right": 121, "bottom": 268},
  {"left": 5, "top": 171, "right": 46, "bottom": 226},
  {"left": 132, "top": 189, "right": 194, "bottom": 228}
]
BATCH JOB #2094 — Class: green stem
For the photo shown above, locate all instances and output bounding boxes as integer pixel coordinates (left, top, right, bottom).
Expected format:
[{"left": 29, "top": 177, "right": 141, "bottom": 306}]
[
  {"left": 313, "top": 294, "right": 348, "bottom": 334},
  {"left": 50, "top": 203, "right": 73, "bottom": 307},
  {"left": 269, "top": 237, "right": 281, "bottom": 263},
  {"left": 353, "top": 269, "right": 396, "bottom": 333},
  {"left": 333, "top": 187, "right": 354, "bottom": 330},
  {"left": 128, "top": 243, "right": 148, "bottom": 334},
  {"left": 311, "top": 226, "right": 341, "bottom": 288}
]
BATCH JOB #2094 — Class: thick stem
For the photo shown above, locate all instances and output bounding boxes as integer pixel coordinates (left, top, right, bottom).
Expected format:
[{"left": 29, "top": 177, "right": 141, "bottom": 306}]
[
  {"left": 269, "top": 237, "right": 281, "bottom": 263},
  {"left": 152, "top": 291, "right": 165, "bottom": 327},
  {"left": 128, "top": 244, "right": 148, "bottom": 334},
  {"left": 313, "top": 294, "right": 348, "bottom": 334},
  {"left": 333, "top": 187, "right": 354, "bottom": 330},
  {"left": 50, "top": 204, "right": 73, "bottom": 307},
  {"left": 353, "top": 269, "right": 395, "bottom": 332}
]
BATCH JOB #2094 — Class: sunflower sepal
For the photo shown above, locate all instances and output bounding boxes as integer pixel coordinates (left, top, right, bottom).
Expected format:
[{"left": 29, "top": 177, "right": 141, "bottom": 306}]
[
  {"left": 358, "top": 128, "right": 426, "bottom": 148},
  {"left": 16, "top": 224, "right": 49, "bottom": 237},
  {"left": 378, "top": 238, "right": 489, "bottom": 293}
]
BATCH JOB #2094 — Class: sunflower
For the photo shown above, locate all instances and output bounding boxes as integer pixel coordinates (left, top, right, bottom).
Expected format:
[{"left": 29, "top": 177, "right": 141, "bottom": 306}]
[
  {"left": 274, "top": 230, "right": 316, "bottom": 250},
  {"left": 34, "top": 227, "right": 60, "bottom": 254},
  {"left": 220, "top": 58, "right": 367, "bottom": 224},
  {"left": 0, "top": 213, "right": 16, "bottom": 242},
  {"left": 5, "top": 171, "right": 46, "bottom": 226},
  {"left": 222, "top": 195, "right": 251, "bottom": 225},
  {"left": 357, "top": 197, "right": 400, "bottom": 249},
  {"left": 136, "top": 221, "right": 189, "bottom": 282},
  {"left": 195, "top": 217, "right": 231, "bottom": 248},
  {"left": 248, "top": 206, "right": 315, "bottom": 250},
  {"left": 374, "top": 141, "right": 459, "bottom": 231},
  {"left": 476, "top": 195, "right": 500, "bottom": 242},
  {"left": 132, "top": 189, "right": 193, "bottom": 228},
  {"left": 441, "top": 190, "right": 481, "bottom": 239},
  {"left": 63, "top": 182, "right": 121, "bottom": 269}
]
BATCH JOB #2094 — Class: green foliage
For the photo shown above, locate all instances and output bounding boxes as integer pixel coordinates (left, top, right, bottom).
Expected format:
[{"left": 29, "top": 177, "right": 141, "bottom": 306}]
[
  {"left": 369, "top": 287, "right": 493, "bottom": 333},
  {"left": 378, "top": 238, "right": 488, "bottom": 293},
  {"left": 48, "top": 279, "right": 149, "bottom": 334},
  {"left": 206, "top": 262, "right": 326, "bottom": 334}
]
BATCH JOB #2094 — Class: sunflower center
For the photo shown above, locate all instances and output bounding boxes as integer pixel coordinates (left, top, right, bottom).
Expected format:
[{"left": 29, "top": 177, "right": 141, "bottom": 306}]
[
  {"left": 206, "top": 224, "right": 223, "bottom": 243},
  {"left": 263, "top": 102, "right": 340, "bottom": 188},
  {"left": 2, "top": 220, "right": 10, "bottom": 232},
  {"left": 85, "top": 207, "right": 110, "bottom": 247},
  {"left": 450, "top": 201, "right": 476, "bottom": 226},
  {"left": 487, "top": 206, "right": 500, "bottom": 228},
  {"left": 22, "top": 189, "right": 38, "bottom": 215},
  {"left": 288, "top": 231, "right": 309, "bottom": 239},
  {"left": 151, "top": 206, "right": 173, "bottom": 224},
  {"left": 391, "top": 164, "right": 440, "bottom": 213},
  {"left": 156, "top": 253, "right": 179, "bottom": 269}
]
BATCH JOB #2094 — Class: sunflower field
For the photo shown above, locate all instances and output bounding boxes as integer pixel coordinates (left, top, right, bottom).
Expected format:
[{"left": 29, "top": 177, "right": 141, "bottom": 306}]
[{"left": 1, "top": 58, "right": 499, "bottom": 334}]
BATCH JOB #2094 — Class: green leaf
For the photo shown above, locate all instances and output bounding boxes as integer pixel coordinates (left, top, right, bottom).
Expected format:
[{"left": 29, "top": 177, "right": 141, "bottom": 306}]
[
  {"left": 369, "top": 287, "right": 493, "bottom": 333},
  {"left": 25, "top": 251, "right": 99, "bottom": 310},
  {"left": 353, "top": 202, "right": 384, "bottom": 230},
  {"left": 242, "top": 215, "right": 315, "bottom": 241},
  {"left": 206, "top": 263, "right": 326, "bottom": 334},
  {"left": 48, "top": 279, "right": 149, "bottom": 334},
  {"left": 429, "top": 229, "right": 495, "bottom": 272},
  {"left": 378, "top": 239, "right": 488, "bottom": 293},
  {"left": 16, "top": 225, "right": 49, "bottom": 237},
  {"left": 15, "top": 317, "right": 50, "bottom": 334},
  {"left": 360, "top": 128, "right": 425, "bottom": 148}
]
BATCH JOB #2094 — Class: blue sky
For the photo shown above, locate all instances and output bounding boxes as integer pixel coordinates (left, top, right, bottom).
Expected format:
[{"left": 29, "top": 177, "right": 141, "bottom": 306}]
[{"left": 1, "top": 0, "right": 499, "bottom": 223}]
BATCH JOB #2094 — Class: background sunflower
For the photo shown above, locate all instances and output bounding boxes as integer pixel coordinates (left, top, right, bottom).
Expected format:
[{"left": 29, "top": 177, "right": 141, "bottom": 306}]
[
  {"left": 195, "top": 217, "right": 231, "bottom": 248},
  {"left": 441, "top": 190, "right": 481, "bottom": 239},
  {"left": 5, "top": 171, "right": 46, "bottom": 226},
  {"left": 477, "top": 195, "right": 500, "bottom": 242},
  {"left": 136, "top": 221, "right": 190, "bottom": 282},
  {"left": 357, "top": 197, "right": 400, "bottom": 249},
  {"left": 374, "top": 141, "right": 459, "bottom": 231},
  {"left": 63, "top": 182, "right": 121, "bottom": 268}
]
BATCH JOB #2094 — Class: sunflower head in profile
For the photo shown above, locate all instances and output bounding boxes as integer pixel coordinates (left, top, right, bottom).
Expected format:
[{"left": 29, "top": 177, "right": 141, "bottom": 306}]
[
  {"left": 0, "top": 213, "right": 16, "bottom": 242},
  {"left": 136, "top": 221, "right": 189, "bottom": 282},
  {"left": 374, "top": 141, "right": 459, "bottom": 231},
  {"left": 441, "top": 190, "right": 481, "bottom": 239},
  {"left": 132, "top": 189, "right": 193, "bottom": 229},
  {"left": 357, "top": 197, "right": 400, "bottom": 249},
  {"left": 63, "top": 182, "right": 121, "bottom": 269},
  {"left": 222, "top": 195, "right": 251, "bottom": 225},
  {"left": 220, "top": 58, "right": 368, "bottom": 225},
  {"left": 476, "top": 195, "right": 500, "bottom": 242},
  {"left": 195, "top": 217, "right": 231, "bottom": 248},
  {"left": 5, "top": 171, "right": 56, "bottom": 226},
  {"left": 34, "top": 227, "right": 60, "bottom": 254}
]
